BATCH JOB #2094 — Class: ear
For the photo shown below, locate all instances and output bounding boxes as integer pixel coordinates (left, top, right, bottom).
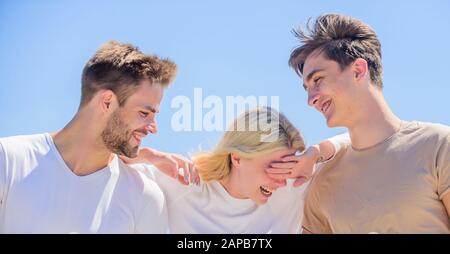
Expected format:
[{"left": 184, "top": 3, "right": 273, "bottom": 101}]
[
  {"left": 98, "top": 90, "right": 118, "bottom": 113},
  {"left": 230, "top": 153, "right": 241, "bottom": 168},
  {"left": 352, "top": 58, "right": 369, "bottom": 83}
]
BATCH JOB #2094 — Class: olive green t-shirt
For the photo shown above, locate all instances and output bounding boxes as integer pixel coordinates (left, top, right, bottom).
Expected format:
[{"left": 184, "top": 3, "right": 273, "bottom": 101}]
[{"left": 303, "top": 122, "right": 450, "bottom": 233}]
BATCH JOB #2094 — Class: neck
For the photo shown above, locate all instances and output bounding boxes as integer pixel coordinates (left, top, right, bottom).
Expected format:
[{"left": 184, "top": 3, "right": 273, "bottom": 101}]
[
  {"left": 347, "top": 90, "right": 403, "bottom": 150},
  {"left": 52, "top": 108, "right": 112, "bottom": 176},
  {"left": 219, "top": 169, "right": 247, "bottom": 199}
]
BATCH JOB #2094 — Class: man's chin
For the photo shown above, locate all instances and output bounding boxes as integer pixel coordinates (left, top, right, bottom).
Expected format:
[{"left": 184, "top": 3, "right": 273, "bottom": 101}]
[
  {"left": 326, "top": 116, "right": 347, "bottom": 128},
  {"left": 126, "top": 147, "right": 139, "bottom": 158},
  {"left": 114, "top": 146, "right": 139, "bottom": 158},
  {"left": 123, "top": 152, "right": 138, "bottom": 158},
  {"left": 326, "top": 120, "right": 336, "bottom": 128},
  {"left": 325, "top": 116, "right": 339, "bottom": 128}
]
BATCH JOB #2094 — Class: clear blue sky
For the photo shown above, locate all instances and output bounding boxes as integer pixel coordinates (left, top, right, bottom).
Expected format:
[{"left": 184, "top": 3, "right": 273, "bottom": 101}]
[{"left": 1, "top": 0, "right": 449, "bottom": 156}]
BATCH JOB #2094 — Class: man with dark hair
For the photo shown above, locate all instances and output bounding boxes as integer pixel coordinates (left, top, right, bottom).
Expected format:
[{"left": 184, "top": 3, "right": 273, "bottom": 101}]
[
  {"left": 0, "top": 41, "right": 191, "bottom": 233},
  {"left": 270, "top": 14, "right": 450, "bottom": 233}
]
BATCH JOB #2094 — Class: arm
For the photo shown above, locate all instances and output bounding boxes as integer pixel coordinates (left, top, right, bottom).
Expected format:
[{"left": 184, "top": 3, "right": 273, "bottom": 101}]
[
  {"left": 266, "top": 133, "right": 350, "bottom": 187},
  {"left": 321, "top": 133, "right": 350, "bottom": 162},
  {"left": 120, "top": 147, "right": 200, "bottom": 185}
]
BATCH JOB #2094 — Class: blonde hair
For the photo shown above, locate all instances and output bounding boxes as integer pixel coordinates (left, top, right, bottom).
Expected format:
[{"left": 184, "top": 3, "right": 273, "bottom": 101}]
[{"left": 193, "top": 107, "right": 305, "bottom": 182}]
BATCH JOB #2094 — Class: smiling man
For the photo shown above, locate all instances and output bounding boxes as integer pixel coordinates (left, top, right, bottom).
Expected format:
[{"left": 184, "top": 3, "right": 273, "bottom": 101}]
[
  {"left": 287, "top": 14, "right": 450, "bottom": 233},
  {"left": 0, "top": 41, "right": 177, "bottom": 233}
]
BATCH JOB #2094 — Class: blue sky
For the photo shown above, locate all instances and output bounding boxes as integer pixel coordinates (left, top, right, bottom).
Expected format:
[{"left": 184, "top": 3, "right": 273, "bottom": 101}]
[{"left": 1, "top": 0, "right": 449, "bottom": 156}]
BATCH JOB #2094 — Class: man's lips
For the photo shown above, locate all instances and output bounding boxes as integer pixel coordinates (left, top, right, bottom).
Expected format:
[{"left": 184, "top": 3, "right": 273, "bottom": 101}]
[
  {"left": 318, "top": 99, "right": 332, "bottom": 116},
  {"left": 132, "top": 131, "right": 148, "bottom": 143}
]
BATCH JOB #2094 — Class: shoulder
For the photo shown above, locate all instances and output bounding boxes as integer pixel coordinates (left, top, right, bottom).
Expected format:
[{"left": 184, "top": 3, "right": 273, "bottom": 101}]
[
  {"left": 407, "top": 121, "right": 450, "bottom": 139},
  {"left": 0, "top": 133, "right": 52, "bottom": 167},
  {"left": 399, "top": 122, "right": 450, "bottom": 152},
  {"left": 0, "top": 133, "right": 51, "bottom": 155},
  {"left": 117, "top": 160, "right": 165, "bottom": 203}
]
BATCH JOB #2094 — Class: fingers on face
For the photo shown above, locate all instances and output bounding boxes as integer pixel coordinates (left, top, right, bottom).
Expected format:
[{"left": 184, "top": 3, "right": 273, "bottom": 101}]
[
  {"left": 282, "top": 155, "right": 299, "bottom": 162},
  {"left": 265, "top": 167, "right": 292, "bottom": 175},
  {"left": 270, "top": 162, "right": 297, "bottom": 169},
  {"left": 267, "top": 172, "right": 291, "bottom": 181}
]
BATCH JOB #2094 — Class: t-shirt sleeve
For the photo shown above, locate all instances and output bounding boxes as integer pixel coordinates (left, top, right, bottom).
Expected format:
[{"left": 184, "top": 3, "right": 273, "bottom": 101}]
[
  {"left": 126, "top": 163, "right": 174, "bottom": 189},
  {"left": 135, "top": 179, "right": 170, "bottom": 234},
  {"left": 437, "top": 134, "right": 450, "bottom": 200},
  {"left": 322, "top": 132, "right": 350, "bottom": 163},
  {"left": 302, "top": 179, "right": 333, "bottom": 234},
  {"left": 127, "top": 163, "right": 157, "bottom": 181},
  {"left": 141, "top": 163, "right": 185, "bottom": 193}
]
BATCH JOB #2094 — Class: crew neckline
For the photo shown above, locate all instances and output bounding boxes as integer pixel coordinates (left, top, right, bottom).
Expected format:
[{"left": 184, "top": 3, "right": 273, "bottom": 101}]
[{"left": 350, "top": 121, "right": 417, "bottom": 153}]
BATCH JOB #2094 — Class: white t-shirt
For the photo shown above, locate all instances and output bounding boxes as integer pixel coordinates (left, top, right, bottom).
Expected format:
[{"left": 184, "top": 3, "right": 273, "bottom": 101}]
[
  {"left": 130, "top": 133, "right": 350, "bottom": 234},
  {"left": 0, "top": 133, "right": 168, "bottom": 234},
  {"left": 135, "top": 164, "right": 309, "bottom": 234}
]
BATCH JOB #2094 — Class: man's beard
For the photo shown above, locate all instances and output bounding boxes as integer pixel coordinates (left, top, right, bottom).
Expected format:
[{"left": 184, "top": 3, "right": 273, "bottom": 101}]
[{"left": 101, "top": 109, "right": 139, "bottom": 158}]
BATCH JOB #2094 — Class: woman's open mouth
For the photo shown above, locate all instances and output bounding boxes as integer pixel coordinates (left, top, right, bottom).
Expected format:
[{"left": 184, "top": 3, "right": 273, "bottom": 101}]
[{"left": 260, "top": 185, "right": 274, "bottom": 198}]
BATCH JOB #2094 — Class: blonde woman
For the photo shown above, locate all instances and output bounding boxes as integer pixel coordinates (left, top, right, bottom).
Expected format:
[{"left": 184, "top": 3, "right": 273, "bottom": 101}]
[{"left": 125, "top": 107, "right": 347, "bottom": 233}]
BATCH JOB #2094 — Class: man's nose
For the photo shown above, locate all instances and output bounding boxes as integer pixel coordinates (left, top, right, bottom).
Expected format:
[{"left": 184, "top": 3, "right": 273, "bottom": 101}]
[
  {"left": 308, "top": 92, "right": 320, "bottom": 107},
  {"left": 144, "top": 121, "right": 157, "bottom": 134}
]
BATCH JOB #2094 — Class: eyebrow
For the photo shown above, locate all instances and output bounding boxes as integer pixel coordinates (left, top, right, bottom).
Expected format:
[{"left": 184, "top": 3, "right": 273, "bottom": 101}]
[
  {"left": 143, "top": 105, "right": 159, "bottom": 113},
  {"left": 302, "top": 68, "right": 324, "bottom": 90}
]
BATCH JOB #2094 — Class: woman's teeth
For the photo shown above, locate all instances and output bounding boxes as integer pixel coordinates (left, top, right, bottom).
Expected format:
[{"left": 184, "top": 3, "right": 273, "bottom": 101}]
[{"left": 260, "top": 186, "right": 273, "bottom": 196}]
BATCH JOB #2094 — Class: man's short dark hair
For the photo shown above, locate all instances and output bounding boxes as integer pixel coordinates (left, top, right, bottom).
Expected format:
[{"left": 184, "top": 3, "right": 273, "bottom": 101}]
[{"left": 289, "top": 14, "right": 383, "bottom": 87}]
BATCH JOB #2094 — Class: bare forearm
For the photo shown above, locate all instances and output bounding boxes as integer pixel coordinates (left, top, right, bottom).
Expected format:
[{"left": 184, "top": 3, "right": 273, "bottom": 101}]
[
  {"left": 317, "top": 133, "right": 351, "bottom": 162},
  {"left": 317, "top": 140, "right": 335, "bottom": 162},
  {"left": 305, "top": 140, "right": 335, "bottom": 164}
]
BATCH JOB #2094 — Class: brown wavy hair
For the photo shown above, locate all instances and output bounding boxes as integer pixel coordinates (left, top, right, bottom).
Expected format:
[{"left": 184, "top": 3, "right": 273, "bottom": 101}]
[{"left": 80, "top": 40, "right": 177, "bottom": 107}]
